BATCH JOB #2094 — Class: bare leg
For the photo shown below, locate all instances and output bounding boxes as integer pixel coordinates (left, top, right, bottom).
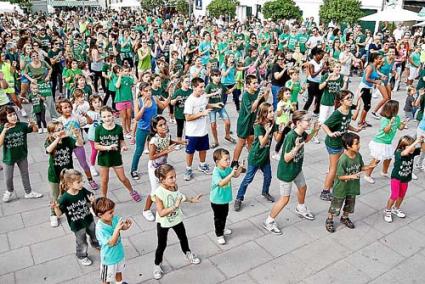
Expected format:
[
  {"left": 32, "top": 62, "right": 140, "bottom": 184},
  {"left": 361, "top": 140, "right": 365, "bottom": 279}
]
[
  {"left": 269, "top": 196, "right": 290, "bottom": 218},
  {"left": 114, "top": 166, "right": 134, "bottom": 192},
  {"left": 99, "top": 166, "right": 110, "bottom": 197}
]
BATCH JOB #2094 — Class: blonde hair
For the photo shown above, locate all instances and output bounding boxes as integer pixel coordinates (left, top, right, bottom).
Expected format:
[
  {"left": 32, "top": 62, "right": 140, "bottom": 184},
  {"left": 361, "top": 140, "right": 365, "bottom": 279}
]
[{"left": 59, "top": 169, "right": 83, "bottom": 194}]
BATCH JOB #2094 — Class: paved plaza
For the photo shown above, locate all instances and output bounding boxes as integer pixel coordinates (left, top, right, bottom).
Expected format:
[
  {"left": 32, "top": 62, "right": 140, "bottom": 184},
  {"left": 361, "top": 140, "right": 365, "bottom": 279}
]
[{"left": 1, "top": 77, "right": 425, "bottom": 284}]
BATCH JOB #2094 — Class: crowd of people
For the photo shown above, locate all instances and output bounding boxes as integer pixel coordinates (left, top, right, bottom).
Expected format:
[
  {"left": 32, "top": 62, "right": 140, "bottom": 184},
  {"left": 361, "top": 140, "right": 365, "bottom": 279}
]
[{"left": 1, "top": 8, "right": 425, "bottom": 283}]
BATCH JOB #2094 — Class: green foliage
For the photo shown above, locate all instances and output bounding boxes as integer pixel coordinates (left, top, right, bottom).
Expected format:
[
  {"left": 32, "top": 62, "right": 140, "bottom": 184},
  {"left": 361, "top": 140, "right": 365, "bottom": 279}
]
[
  {"left": 262, "top": 0, "right": 303, "bottom": 21},
  {"left": 3, "top": 0, "right": 32, "bottom": 10},
  {"left": 176, "top": 0, "right": 189, "bottom": 15},
  {"left": 140, "top": 0, "right": 164, "bottom": 11},
  {"left": 207, "top": 0, "right": 239, "bottom": 19},
  {"left": 319, "top": 0, "right": 364, "bottom": 25}
]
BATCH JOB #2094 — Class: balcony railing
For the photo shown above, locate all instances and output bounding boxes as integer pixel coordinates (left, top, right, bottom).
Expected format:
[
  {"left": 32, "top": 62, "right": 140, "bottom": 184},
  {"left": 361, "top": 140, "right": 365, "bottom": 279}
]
[{"left": 49, "top": 0, "right": 102, "bottom": 7}]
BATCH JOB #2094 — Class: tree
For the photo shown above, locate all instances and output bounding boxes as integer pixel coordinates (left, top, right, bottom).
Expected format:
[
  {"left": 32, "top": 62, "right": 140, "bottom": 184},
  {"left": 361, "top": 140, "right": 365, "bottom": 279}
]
[
  {"left": 4, "top": 0, "right": 32, "bottom": 11},
  {"left": 176, "top": 0, "right": 189, "bottom": 15},
  {"left": 262, "top": 0, "right": 303, "bottom": 21},
  {"left": 319, "top": 0, "right": 364, "bottom": 25},
  {"left": 207, "top": 0, "right": 239, "bottom": 19},
  {"left": 140, "top": 0, "right": 164, "bottom": 11}
]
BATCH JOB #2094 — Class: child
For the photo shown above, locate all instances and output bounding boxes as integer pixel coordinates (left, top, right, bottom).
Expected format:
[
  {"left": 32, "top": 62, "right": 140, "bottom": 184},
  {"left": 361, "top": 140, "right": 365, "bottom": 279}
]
[
  {"left": 364, "top": 100, "right": 406, "bottom": 184},
  {"left": 325, "top": 132, "right": 377, "bottom": 233},
  {"left": 114, "top": 66, "right": 135, "bottom": 137},
  {"left": 93, "top": 197, "right": 132, "bottom": 284},
  {"left": 234, "top": 62, "right": 244, "bottom": 112},
  {"left": 72, "top": 89, "right": 91, "bottom": 133},
  {"left": 94, "top": 106, "right": 141, "bottom": 201},
  {"left": 51, "top": 169, "right": 99, "bottom": 265},
  {"left": 272, "top": 87, "right": 294, "bottom": 160},
  {"left": 56, "top": 98, "right": 98, "bottom": 190},
  {"left": 263, "top": 111, "right": 320, "bottom": 235},
  {"left": 285, "top": 68, "right": 305, "bottom": 110},
  {"left": 384, "top": 135, "right": 423, "bottom": 223},
  {"left": 29, "top": 82, "right": 47, "bottom": 133},
  {"left": 103, "top": 62, "right": 119, "bottom": 112},
  {"left": 87, "top": 95, "right": 103, "bottom": 177},
  {"left": 0, "top": 106, "right": 43, "bottom": 202},
  {"left": 211, "top": 148, "right": 243, "bottom": 244},
  {"left": 152, "top": 164, "right": 202, "bottom": 280},
  {"left": 45, "top": 121, "right": 83, "bottom": 227},
  {"left": 144, "top": 116, "right": 185, "bottom": 221},
  {"left": 234, "top": 102, "right": 281, "bottom": 211},
  {"left": 318, "top": 63, "right": 343, "bottom": 123},
  {"left": 170, "top": 76, "right": 192, "bottom": 150},
  {"left": 404, "top": 86, "right": 419, "bottom": 122}
]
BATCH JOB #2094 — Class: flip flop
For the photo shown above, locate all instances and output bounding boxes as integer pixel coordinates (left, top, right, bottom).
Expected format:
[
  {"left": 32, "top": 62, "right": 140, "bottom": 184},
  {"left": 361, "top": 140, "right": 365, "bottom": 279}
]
[{"left": 225, "top": 136, "right": 236, "bottom": 144}]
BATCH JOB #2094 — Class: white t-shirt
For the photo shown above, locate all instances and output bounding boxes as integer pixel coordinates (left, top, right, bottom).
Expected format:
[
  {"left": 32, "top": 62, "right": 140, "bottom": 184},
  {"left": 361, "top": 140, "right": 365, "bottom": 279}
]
[{"left": 184, "top": 94, "right": 208, "bottom": 137}]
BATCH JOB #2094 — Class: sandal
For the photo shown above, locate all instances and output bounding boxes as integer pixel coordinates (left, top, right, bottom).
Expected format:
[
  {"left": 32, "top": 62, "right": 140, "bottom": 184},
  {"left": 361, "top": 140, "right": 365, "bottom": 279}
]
[
  {"left": 225, "top": 136, "right": 237, "bottom": 144},
  {"left": 210, "top": 143, "right": 219, "bottom": 149},
  {"left": 340, "top": 217, "right": 355, "bottom": 229},
  {"left": 325, "top": 218, "right": 335, "bottom": 233}
]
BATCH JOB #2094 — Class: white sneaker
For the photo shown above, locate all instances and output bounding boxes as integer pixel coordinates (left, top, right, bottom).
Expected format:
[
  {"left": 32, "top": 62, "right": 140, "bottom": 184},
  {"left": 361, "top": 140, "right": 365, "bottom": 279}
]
[
  {"left": 295, "top": 205, "right": 315, "bottom": 220},
  {"left": 412, "top": 173, "right": 418, "bottom": 180},
  {"left": 125, "top": 133, "right": 132, "bottom": 139},
  {"left": 20, "top": 109, "right": 27, "bottom": 117},
  {"left": 142, "top": 210, "right": 155, "bottom": 222},
  {"left": 364, "top": 175, "right": 375, "bottom": 184},
  {"left": 263, "top": 221, "right": 282, "bottom": 235},
  {"left": 153, "top": 264, "right": 163, "bottom": 280},
  {"left": 272, "top": 152, "right": 280, "bottom": 161},
  {"left": 43, "top": 128, "right": 48, "bottom": 133},
  {"left": 24, "top": 191, "right": 43, "bottom": 199},
  {"left": 38, "top": 128, "right": 43, "bottom": 134},
  {"left": 50, "top": 215, "right": 59, "bottom": 227},
  {"left": 2, "top": 191, "right": 17, "bottom": 202},
  {"left": 175, "top": 144, "right": 182, "bottom": 150},
  {"left": 223, "top": 228, "right": 232, "bottom": 235},
  {"left": 185, "top": 252, "right": 201, "bottom": 264},
  {"left": 384, "top": 209, "right": 393, "bottom": 223},
  {"left": 89, "top": 165, "right": 99, "bottom": 177},
  {"left": 391, "top": 208, "right": 406, "bottom": 218},
  {"left": 380, "top": 172, "right": 390, "bottom": 178},
  {"left": 79, "top": 257, "right": 92, "bottom": 266},
  {"left": 217, "top": 236, "right": 226, "bottom": 245}
]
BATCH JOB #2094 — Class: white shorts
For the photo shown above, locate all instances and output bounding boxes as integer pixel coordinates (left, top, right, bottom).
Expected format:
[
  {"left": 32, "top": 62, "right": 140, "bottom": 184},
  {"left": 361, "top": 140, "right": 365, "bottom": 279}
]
[
  {"left": 148, "top": 160, "right": 160, "bottom": 195},
  {"left": 100, "top": 259, "right": 126, "bottom": 282},
  {"left": 408, "top": 66, "right": 419, "bottom": 81},
  {"left": 369, "top": 140, "right": 394, "bottom": 161},
  {"left": 279, "top": 171, "right": 306, "bottom": 196},
  {"left": 319, "top": 105, "right": 335, "bottom": 123}
]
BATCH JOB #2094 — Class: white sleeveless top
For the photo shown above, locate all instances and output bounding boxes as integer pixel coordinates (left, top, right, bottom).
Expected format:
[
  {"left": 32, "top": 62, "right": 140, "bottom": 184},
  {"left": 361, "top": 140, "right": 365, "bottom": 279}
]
[{"left": 307, "top": 59, "right": 323, "bottom": 83}]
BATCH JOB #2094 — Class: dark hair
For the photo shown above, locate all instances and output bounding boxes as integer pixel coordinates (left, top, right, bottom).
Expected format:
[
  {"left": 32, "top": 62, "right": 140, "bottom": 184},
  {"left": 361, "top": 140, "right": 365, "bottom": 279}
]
[
  {"left": 213, "top": 148, "right": 230, "bottom": 163},
  {"left": 370, "top": 53, "right": 382, "bottom": 63},
  {"left": 191, "top": 77, "right": 204, "bottom": 88},
  {"left": 277, "top": 87, "right": 290, "bottom": 101},
  {"left": 150, "top": 115, "right": 167, "bottom": 137},
  {"left": 255, "top": 102, "right": 273, "bottom": 125},
  {"left": 210, "top": 69, "right": 221, "bottom": 77},
  {"left": 396, "top": 135, "right": 415, "bottom": 151},
  {"left": 336, "top": 89, "right": 354, "bottom": 107},
  {"left": 380, "top": 100, "right": 399, "bottom": 119},
  {"left": 89, "top": 94, "right": 102, "bottom": 111},
  {"left": 55, "top": 98, "right": 73, "bottom": 114},
  {"left": 245, "top": 74, "right": 257, "bottom": 85},
  {"left": 341, "top": 132, "right": 360, "bottom": 149},
  {"left": 292, "top": 110, "right": 307, "bottom": 125},
  {"left": 92, "top": 197, "right": 115, "bottom": 217},
  {"left": 0, "top": 106, "right": 18, "bottom": 124},
  {"left": 154, "top": 164, "right": 175, "bottom": 181}
]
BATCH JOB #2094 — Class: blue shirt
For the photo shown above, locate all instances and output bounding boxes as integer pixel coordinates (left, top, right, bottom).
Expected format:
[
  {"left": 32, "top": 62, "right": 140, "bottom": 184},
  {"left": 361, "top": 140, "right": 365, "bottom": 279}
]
[
  {"left": 220, "top": 64, "right": 236, "bottom": 86},
  {"left": 137, "top": 97, "right": 157, "bottom": 130},
  {"left": 96, "top": 215, "right": 125, "bottom": 265},
  {"left": 210, "top": 166, "right": 233, "bottom": 204},
  {"left": 199, "top": 41, "right": 211, "bottom": 65}
]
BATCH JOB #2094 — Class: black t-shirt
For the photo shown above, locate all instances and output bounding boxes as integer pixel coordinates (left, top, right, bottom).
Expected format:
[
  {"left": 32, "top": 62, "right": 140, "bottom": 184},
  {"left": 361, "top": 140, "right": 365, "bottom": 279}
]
[{"left": 271, "top": 63, "right": 290, "bottom": 87}]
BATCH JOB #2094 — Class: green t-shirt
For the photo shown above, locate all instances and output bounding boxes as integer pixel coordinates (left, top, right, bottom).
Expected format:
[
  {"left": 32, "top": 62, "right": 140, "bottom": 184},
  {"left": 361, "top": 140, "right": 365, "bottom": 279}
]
[
  {"left": 205, "top": 82, "right": 225, "bottom": 105},
  {"left": 46, "top": 137, "right": 76, "bottom": 183},
  {"left": 297, "top": 33, "right": 309, "bottom": 53},
  {"left": 95, "top": 124, "right": 124, "bottom": 167},
  {"left": 373, "top": 116, "right": 401, "bottom": 145},
  {"left": 320, "top": 74, "right": 343, "bottom": 106},
  {"left": 62, "top": 68, "right": 83, "bottom": 90},
  {"left": 324, "top": 109, "right": 352, "bottom": 148},
  {"left": 0, "top": 122, "right": 32, "bottom": 165},
  {"left": 285, "top": 80, "right": 301, "bottom": 103},
  {"left": 237, "top": 91, "right": 263, "bottom": 138},
  {"left": 277, "top": 130, "right": 308, "bottom": 182},
  {"left": 38, "top": 82, "right": 53, "bottom": 98},
  {"left": 152, "top": 86, "right": 167, "bottom": 115},
  {"left": 332, "top": 152, "right": 364, "bottom": 198},
  {"left": 210, "top": 166, "right": 233, "bottom": 204},
  {"left": 172, "top": 88, "right": 192, "bottom": 120},
  {"left": 391, "top": 148, "right": 421, "bottom": 182},
  {"left": 248, "top": 123, "right": 277, "bottom": 167},
  {"left": 58, "top": 187, "right": 94, "bottom": 232},
  {"left": 115, "top": 76, "right": 134, "bottom": 103},
  {"left": 29, "top": 92, "right": 45, "bottom": 113},
  {"left": 287, "top": 34, "right": 298, "bottom": 51},
  {"left": 108, "top": 72, "right": 117, "bottom": 92},
  {"left": 154, "top": 185, "right": 186, "bottom": 228}
]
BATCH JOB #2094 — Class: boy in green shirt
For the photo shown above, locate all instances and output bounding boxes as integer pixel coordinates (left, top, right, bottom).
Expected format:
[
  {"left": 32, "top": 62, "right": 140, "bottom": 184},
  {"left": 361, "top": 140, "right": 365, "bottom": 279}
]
[
  {"left": 29, "top": 82, "right": 47, "bottom": 133},
  {"left": 326, "top": 132, "right": 377, "bottom": 233}
]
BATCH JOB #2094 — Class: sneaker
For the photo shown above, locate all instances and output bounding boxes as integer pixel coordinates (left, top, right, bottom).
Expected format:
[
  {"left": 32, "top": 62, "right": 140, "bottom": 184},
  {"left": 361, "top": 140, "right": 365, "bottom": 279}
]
[
  {"left": 38, "top": 128, "right": 43, "bottom": 134},
  {"left": 325, "top": 218, "right": 335, "bottom": 233},
  {"left": 130, "top": 190, "right": 142, "bottom": 202},
  {"left": 384, "top": 209, "right": 393, "bottom": 223},
  {"left": 3, "top": 191, "right": 17, "bottom": 202},
  {"left": 124, "top": 133, "right": 132, "bottom": 139},
  {"left": 412, "top": 172, "right": 418, "bottom": 180},
  {"left": 43, "top": 128, "right": 47, "bottom": 133},
  {"left": 320, "top": 190, "right": 332, "bottom": 201},
  {"left": 79, "top": 257, "right": 92, "bottom": 266},
  {"left": 153, "top": 264, "right": 163, "bottom": 280},
  {"left": 234, "top": 199, "right": 242, "bottom": 212},
  {"left": 217, "top": 236, "right": 226, "bottom": 245},
  {"left": 184, "top": 168, "right": 193, "bottom": 181},
  {"left": 340, "top": 216, "right": 355, "bottom": 229},
  {"left": 24, "top": 191, "right": 43, "bottom": 199},
  {"left": 364, "top": 175, "right": 375, "bottom": 184},
  {"left": 380, "top": 172, "right": 390, "bottom": 178},
  {"left": 131, "top": 171, "right": 140, "bottom": 180},
  {"left": 371, "top": 112, "right": 380, "bottom": 119},
  {"left": 263, "top": 221, "right": 282, "bottom": 235},
  {"left": 262, "top": 192, "right": 275, "bottom": 202},
  {"left": 142, "top": 210, "right": 155, "bottom": 222},
  {"left": 20, "top": 108, "right": 28, "bottom": 117},
  {"left": 391, "top": 208, "right": 406, "bottom": 218},
  {"left": 175, "top": 144, "right": 182, "bottom": 150},
  {"left": 312, "top": 136, "right": 320, "bottom": 144},
  {"left": 89, "top": 165, "right": 99, "bottom": 177},
  {"left": 223, "top": 228, "right": 232, "bottom": 235},
  {"left": 185, "top": 251, "right": 201, "bottom": 264},
  {"left": 50, "top": 215, "right": 59, "bottom": 227},
  {"left": 295, "top": 205, "right": 315, "bottom": 220},
  {"left": 88, "top": 180, "right": 98, "bottom": 190},
  {"left": 272, "top": 152, "right": 280, "bottom": 161},
  {"left": 198, "top": 163, "right": 211, "bottom": 175}
]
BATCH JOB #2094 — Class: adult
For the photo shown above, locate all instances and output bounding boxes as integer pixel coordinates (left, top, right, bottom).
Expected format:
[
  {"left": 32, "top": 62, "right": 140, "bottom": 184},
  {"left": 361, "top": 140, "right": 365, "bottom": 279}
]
[
  {"left": 271, "top": 52, "right": 290, "bottom": 110},
  {"left": 303, "top": 47, "right": 325, "bottom": 116}
]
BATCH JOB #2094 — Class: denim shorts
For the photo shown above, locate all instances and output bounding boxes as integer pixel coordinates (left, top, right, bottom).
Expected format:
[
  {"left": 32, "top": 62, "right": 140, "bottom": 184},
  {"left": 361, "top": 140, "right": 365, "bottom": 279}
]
[
  {"left": 208, "top": 107, "right": 229, "bottom": 123},
  {"left": 326, "top": 145, "right": 344, "bottom": 155}
]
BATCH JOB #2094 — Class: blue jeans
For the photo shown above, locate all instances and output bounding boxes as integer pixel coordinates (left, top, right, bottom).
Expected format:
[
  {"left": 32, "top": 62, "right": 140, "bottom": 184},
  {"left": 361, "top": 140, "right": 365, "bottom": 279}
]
[
  {"left": 131, "top": 128, "right": 150, "bottom": 172},
  {"left": 271, "top": 84, "right": 281, "bottom": 111},
  {"left": 236, "top": 163, "right": 272, "bottom": 201}
]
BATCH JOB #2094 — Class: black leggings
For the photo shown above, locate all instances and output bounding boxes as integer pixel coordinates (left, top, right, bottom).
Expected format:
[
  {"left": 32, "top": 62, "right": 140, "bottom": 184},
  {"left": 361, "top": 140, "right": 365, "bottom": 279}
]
[
  {"left": 155, "top": 222, "right": 190, "bottom": 265},
  {"left": 275, "top": 126, "right": 291, "bottom": 153},
  {"left": 51, "top": 70, "right": 63, "bottom": 99},
  {"left": 176, "top": 118, "right": 185, "bottom": 138},
  {"left": 211, "top": 203, "right": 229, "bottom": 237},
  {"left": 103, "top": 90, "right": 116, "bottom": 111},
  {"left": 35, "top": 108, "right": 47, "bottom": 128},
  {"left": 224, "top": 84, "right": 241, "bottom": 111},
  {"left": 360, "top": 88, "right": 372, "bottom": 112},
  {"left": 92, "top": 71, "right": 106, "bottom": 93},
  {"left": 303, "top": 81, "right": 323, "bottom": 114}
]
